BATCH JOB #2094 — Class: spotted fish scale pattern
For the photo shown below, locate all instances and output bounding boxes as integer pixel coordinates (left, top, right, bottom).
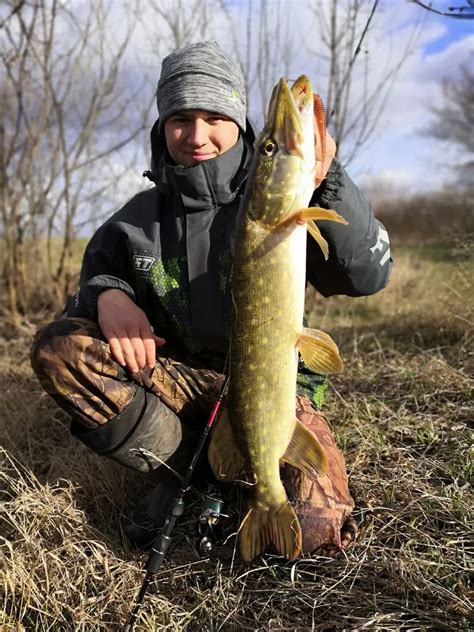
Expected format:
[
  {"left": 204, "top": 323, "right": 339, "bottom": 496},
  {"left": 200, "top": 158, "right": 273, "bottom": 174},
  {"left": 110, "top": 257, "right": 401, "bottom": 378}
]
[
  {"left": 130, "top": 240, "right": 328, "bottom": 407},
  {"left": 229, "top": 217, "right": 308, "bottom": 508}
]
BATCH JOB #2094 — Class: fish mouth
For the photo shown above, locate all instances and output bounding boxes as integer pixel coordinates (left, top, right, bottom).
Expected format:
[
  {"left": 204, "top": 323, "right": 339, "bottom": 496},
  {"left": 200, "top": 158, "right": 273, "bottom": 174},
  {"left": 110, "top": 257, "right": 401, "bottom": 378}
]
[{"left": 266, "top": 76, "right": 313, "bottom": 158}]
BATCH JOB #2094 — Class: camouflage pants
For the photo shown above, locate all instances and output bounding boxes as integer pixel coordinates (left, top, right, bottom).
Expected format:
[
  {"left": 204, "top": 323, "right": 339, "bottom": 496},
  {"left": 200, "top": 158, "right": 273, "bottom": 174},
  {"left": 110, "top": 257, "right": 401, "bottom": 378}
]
[{"left": 31, "top": 317, "right": 224, "bottom": 431}]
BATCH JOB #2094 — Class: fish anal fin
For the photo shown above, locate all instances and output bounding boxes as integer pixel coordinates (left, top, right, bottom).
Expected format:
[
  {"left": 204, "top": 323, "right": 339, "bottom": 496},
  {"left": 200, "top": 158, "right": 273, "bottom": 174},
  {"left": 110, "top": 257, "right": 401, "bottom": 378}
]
[
  {"left": 239, "top": 502, "right": 302, "bottom": 561},
  {"left": 281, "top": 418, "right": 328, "bottom": 478},
  {"left": 208, "top": 409, "right": 245, "bottom": 481},
  {"left": 296, "top": 326, "right": 344, "bottom": 374}
]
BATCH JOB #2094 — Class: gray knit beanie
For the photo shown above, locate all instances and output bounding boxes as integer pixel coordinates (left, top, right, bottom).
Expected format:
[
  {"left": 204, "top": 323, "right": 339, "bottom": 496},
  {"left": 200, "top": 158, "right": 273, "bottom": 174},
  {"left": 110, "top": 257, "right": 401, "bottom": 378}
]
[{"left": 156, "top": 41, "right": 247, "bottom": 132}]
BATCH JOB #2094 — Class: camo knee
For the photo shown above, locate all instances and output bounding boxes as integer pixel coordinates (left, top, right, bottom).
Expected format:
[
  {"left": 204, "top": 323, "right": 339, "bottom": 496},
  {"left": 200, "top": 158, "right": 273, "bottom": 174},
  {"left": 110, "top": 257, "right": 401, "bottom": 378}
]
[
  {"left": 30, "top": 317, "right": 136, "bottom": 428},
  {"left": 130, "top": 350, "right": 225, "bottom": 423}
]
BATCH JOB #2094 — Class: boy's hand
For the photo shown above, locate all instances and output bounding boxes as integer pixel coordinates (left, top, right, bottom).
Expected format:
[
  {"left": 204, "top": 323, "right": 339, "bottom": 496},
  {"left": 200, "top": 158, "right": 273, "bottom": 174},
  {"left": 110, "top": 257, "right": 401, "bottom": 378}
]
[{"left": 97, "top": 289, "right": 165, "bottom": 374}]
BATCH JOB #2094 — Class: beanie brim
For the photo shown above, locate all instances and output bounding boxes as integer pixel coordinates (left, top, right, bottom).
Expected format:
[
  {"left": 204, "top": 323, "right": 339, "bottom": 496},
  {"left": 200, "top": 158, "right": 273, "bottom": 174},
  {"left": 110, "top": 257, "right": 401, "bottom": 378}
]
[{"left": 157, "top": 75, "right": 246, "bottom": 133}]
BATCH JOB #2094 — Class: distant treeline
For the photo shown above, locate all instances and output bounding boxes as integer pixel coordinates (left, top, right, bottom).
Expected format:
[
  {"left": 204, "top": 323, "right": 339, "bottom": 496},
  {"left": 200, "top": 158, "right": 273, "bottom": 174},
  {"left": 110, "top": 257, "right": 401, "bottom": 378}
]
[
  {"left": 1, "top": 189, "right": 472, "bottom": 326},
  {"left": 374, "top": 187, "right": 474, "bottom": 244}
]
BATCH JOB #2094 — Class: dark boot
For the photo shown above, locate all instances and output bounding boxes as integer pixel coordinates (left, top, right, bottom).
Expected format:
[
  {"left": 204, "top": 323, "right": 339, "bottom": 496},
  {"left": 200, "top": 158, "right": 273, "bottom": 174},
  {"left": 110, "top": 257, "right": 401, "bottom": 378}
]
[
  {"left": 70, "top": 388, "right": 182, "bottom": 474},
  {"left": 125, "top": 423, "right": 220, "bottom": 549},
  {"left": 70, "top": 387, "right": 196, "bottom": 548},
  {"left": 121, "top": 422, "right": 206, "bottom": 549},
  {"left": 107, "top": 392, "right": 183, "bottom": 475},
  {"left": 121, "top": 464, "right": 182, "bottom": 549}
]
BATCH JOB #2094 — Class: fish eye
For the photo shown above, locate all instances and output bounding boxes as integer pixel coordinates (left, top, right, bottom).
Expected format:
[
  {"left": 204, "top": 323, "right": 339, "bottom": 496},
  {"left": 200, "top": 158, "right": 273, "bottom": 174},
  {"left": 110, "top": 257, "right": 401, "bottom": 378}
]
[{"left": 261, "top": 138, "right": 277, "bottom": 157}]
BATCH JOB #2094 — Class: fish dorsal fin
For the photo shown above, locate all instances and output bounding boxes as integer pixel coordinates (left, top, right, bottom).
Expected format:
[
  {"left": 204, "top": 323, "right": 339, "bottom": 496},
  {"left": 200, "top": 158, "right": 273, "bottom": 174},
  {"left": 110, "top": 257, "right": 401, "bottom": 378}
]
[
  {"left": 297, "top": 326, "right": 344, "bottom": 374},
  {"left": 280, "top": 418, "right": 328, "bottom": 478},
  {"left": 208, "top": 408, "right": 246, "bottom": 481}
]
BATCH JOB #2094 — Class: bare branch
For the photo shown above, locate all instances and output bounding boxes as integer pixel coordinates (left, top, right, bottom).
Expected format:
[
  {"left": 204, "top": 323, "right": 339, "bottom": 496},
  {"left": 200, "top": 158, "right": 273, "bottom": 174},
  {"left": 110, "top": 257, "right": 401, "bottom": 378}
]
[
  {"left": 307, "top": 0, "right": 422, "bottom": 166},
  {"left": 1, "top": 0, "right": 149, "bottom": 320},
  {"left": 409, "top": 0, "right": 474, "bottom": 19}
]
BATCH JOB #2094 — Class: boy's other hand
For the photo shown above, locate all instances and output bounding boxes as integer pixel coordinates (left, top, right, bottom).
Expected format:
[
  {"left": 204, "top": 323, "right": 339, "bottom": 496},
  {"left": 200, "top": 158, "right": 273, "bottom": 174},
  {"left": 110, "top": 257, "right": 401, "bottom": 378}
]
[{"left": 97, "top": 289, "right": 165, "bottom": 374}]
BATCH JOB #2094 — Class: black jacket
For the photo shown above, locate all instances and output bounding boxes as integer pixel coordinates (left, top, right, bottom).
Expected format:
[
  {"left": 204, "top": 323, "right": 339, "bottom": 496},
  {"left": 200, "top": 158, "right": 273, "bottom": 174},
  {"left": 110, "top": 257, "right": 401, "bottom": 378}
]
[{"left": 68, "top": 119, "right": 392, "bottom": 358}]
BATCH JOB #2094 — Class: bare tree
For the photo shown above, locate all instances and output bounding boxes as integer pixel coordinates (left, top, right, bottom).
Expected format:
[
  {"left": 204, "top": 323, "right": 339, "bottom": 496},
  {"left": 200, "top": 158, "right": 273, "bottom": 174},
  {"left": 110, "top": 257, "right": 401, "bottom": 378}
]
[
  {"left": 145, "top": 0, "right": 218, "bottom": 55},
  {"left": 218, "top": 0, "right": 297, "bottom": 119},
  {"left": 423, "top": 62, "right": 474, "bottom": 187},
  {"left": 409, "top": 0, "right": 474, "bottom": 20},
  {"left": 1, "top": 0, "right": 149, "bottom": 325},
  {"left": 309, "top": 0, "right": 423, "bottom": 165}
]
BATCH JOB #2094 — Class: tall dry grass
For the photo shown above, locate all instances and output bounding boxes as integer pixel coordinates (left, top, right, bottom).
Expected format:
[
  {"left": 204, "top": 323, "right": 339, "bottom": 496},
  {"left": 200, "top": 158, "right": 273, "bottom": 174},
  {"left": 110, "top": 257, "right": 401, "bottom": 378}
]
[{"left": 1, "top": 243, "right": 473, "bottom": 630}]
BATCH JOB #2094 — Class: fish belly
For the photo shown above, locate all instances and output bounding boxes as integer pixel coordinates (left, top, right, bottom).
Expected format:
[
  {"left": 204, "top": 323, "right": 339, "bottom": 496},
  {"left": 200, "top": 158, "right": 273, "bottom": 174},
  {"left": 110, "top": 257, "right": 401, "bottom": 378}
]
[{"left": 228, "top": 217, "right": 307, "bottom": 507}]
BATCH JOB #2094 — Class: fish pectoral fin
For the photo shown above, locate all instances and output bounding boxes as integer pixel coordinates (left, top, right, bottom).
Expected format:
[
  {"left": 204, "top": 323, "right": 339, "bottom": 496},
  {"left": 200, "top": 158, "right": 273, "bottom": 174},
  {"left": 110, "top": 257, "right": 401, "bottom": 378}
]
[
  {"left": 239, "top": 502, "right": 302, "bottom": 561},
  {"left": 207, "top": 408, "right": 246, "bottom": 481},
  {"left": 296, "top": 326, "right": 344, "bottom": 374},
  {"left": 307, "top": 220, "right": 329, "bottom": 260},
  {"left": 293, "top": 207, "right": 348, "bottom": 261},
  {"left": 281, "top": 418, "right": 328, "bottom": 478},
  {"left": 297, "top": 206, "right": 348, "bottom": 224}
]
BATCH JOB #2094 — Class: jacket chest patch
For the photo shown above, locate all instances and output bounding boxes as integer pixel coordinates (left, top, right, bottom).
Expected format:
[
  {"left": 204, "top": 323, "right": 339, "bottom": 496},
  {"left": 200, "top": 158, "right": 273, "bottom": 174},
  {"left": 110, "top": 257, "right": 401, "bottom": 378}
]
[{"left": 133, "top": 254, "right": 156, "bottom": 272}]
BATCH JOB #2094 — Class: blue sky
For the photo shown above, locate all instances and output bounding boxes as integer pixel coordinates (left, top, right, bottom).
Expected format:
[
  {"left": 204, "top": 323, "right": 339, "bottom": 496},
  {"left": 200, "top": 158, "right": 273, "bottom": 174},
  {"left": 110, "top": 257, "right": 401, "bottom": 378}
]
[{"left": 423, "top": 17, "right": 473, "bottom": 55}]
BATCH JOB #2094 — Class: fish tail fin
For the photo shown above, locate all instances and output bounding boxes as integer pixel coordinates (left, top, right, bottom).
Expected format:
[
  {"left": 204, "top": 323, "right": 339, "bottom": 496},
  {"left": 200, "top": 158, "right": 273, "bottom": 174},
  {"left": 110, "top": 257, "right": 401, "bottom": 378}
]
[{"left": 239, "top": 502, "right": 302, "bottom": 561}]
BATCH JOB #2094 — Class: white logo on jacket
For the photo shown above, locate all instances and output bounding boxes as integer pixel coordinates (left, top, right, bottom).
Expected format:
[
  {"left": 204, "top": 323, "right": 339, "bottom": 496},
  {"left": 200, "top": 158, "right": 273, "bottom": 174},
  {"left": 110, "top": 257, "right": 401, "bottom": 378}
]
[
  {"left": 133, "top": 255, "right": 155, "bottom": 272},
  {"left": 370, "top": 227, "right": 391, "bottom": 266}
]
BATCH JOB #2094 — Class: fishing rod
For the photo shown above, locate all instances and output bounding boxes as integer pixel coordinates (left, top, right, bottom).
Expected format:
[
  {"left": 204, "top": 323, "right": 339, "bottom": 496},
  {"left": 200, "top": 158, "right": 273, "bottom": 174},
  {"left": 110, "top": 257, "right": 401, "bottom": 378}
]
[{"left": 123, "top": 374, "right": 229, "bottom": 632}]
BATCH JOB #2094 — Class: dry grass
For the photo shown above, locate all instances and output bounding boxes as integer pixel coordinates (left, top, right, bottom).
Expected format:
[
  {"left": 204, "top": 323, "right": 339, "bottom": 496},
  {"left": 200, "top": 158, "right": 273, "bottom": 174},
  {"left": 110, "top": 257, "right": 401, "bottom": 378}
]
[
  {"left": 1, "top": 243, "right": 473, "bottom": 631},
  {"left": 374, "top": 188, "right": 474, "bottom": 244}
]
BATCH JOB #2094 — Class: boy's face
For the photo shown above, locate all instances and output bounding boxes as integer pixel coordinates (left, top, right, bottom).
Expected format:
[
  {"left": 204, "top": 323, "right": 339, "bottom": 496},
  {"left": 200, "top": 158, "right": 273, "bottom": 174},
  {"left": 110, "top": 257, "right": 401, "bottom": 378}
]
[{"left": 164, "top": 110, "right": 240, "bottom": 167}]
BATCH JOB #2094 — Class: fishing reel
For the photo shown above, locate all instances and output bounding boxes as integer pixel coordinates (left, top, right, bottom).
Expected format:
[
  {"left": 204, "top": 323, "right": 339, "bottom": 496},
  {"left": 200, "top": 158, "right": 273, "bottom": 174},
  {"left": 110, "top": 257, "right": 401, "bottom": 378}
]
[{"left": 196, "top": 489, "right": 227, "bottom": 557}]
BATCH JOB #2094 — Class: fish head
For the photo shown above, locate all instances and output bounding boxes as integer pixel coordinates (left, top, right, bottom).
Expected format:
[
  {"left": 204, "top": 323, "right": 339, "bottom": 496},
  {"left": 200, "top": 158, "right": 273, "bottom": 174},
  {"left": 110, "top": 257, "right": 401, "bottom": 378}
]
[{"left": 246, "top": 75, "right": 316, "bottom": 226}]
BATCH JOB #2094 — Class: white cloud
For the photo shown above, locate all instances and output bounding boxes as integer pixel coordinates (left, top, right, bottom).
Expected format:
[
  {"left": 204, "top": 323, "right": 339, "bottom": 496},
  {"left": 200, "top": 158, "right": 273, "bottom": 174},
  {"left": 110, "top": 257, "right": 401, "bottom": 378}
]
[{"left": 337, "top": 4, "right": 473, "bottom": 193}]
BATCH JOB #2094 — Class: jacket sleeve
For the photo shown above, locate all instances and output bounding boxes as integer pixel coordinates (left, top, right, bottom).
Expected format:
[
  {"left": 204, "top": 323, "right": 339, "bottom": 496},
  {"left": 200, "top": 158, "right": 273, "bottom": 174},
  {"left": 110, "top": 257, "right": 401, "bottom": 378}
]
[
  {"left": 306, "top": 158, "right": 392, "bottom": 297},
  {"left": 66, "top": 220, "right": 136, "bottom": 321}
]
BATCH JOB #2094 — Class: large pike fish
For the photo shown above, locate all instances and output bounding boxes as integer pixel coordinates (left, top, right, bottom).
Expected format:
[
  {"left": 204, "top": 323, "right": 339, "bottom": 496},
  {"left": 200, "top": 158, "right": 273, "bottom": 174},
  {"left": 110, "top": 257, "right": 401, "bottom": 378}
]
[{"left": 208, "top": 76, "right": 347, "bottom": 561}]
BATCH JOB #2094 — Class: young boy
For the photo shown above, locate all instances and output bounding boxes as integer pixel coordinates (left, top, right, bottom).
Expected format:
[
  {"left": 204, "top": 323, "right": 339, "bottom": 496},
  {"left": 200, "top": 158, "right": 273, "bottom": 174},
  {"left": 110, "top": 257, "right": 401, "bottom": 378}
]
[{"left": 31, "top": 41, "right": 391, "bottom": 554}]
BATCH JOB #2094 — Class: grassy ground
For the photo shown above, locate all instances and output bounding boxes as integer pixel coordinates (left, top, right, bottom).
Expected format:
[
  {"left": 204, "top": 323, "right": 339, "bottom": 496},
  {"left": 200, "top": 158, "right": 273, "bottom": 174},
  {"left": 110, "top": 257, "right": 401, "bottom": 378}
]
[{"left": 1, "top": 243, "right": 472, "bottom": 631}]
